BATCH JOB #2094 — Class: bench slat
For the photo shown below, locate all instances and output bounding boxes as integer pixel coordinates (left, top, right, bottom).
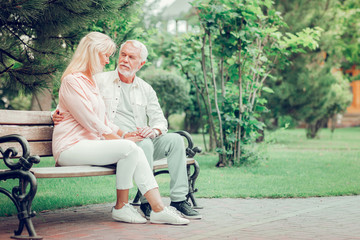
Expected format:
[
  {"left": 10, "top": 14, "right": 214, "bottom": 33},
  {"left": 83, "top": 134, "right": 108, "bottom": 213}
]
[
  {"left": 30, "top": 166, "right": 116, "bottom": 178},
  {"left": 0, "top": 125, "right": 53, "bottom": 141},
  {"left": 0, "top": 110, "right": 52, "bottom": 125},
  {"left": 25, "top": 158, "right": 196, "bottom": 178},
  {"left": 0, "top": 141, "right": 52, "bottom": 157},
  {"left": 153, "top": 158, "right": 195, "bottom": 170}
]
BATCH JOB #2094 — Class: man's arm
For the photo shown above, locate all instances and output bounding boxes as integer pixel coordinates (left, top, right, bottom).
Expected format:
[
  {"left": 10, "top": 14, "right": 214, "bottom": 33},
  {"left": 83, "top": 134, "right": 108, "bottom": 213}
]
[{"left": 146, "top": 86, "right": 168, "bottom": 135}]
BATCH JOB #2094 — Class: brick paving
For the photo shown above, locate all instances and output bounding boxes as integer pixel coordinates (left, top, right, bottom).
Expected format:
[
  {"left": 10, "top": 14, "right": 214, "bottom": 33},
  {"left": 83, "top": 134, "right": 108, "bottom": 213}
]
[{"left": 1, "top": 196, "right": 360, "bottom": 240}]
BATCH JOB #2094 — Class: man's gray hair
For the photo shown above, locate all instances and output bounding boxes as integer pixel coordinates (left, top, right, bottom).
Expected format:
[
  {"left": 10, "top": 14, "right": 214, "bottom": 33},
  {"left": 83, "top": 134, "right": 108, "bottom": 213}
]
[{"left": 120, "top": 40, "right": 148, "bottom": 62}]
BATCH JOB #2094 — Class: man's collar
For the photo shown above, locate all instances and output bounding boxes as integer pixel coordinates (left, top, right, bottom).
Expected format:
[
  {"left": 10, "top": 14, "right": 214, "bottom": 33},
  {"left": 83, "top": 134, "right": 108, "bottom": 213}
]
[{"left": 112, "top": 69, "right": 121, "bottom": 84}]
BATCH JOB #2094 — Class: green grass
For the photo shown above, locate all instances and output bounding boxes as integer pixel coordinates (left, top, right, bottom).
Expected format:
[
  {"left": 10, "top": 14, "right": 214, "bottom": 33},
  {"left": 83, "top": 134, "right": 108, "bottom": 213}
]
[{"left": 1, "top": 127, "right": 359, "bottom": 216}]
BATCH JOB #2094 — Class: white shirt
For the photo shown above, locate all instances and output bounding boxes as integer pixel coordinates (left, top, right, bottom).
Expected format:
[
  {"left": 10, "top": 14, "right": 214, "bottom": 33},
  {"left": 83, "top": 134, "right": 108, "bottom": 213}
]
[
  {"left": 114, "top": 81, "right": 136, "bottom": 132},
  {"left": 94, "top": 70, "right": 168, "bottom": 135}
]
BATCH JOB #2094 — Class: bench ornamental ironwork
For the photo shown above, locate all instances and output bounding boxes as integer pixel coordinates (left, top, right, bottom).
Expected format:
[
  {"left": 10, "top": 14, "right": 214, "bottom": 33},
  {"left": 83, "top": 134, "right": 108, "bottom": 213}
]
[{"left": 0, "top": 134, "right": 42, "bottom": 239}]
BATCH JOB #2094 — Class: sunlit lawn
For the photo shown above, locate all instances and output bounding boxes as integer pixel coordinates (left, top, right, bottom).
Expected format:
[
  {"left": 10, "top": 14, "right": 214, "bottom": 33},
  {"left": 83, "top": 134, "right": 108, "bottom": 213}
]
[{"left": 1, "top": 127, "right": 359, "bottom": 216}]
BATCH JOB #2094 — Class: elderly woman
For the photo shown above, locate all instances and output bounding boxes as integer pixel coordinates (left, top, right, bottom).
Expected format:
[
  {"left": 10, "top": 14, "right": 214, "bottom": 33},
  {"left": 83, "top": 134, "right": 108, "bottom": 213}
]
[{"left": 52, "top": 32, "right": 188, "bottom": 225}]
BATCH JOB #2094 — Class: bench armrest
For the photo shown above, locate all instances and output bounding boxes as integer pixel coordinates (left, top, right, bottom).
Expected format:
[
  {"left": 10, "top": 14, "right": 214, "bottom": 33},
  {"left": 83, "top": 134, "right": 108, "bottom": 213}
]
[
  {"left": 175, "top": 131, "right": 202, "bottom": 158},
  {"left": 0, "top": 134, "right": 41, "bottom": 171}
]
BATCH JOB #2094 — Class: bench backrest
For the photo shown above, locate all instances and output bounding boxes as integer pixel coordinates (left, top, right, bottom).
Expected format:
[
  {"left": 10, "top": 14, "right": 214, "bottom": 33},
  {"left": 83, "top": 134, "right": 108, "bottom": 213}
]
[{"left": 0, "top": 110, "right": 53, "bottom": 158}]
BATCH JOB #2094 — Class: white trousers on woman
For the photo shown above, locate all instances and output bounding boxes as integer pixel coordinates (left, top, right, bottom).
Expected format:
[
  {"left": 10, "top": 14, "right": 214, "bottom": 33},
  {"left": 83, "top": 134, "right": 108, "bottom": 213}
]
[{"left": 58, "top": 139, "right": 158, "bottom": 195}]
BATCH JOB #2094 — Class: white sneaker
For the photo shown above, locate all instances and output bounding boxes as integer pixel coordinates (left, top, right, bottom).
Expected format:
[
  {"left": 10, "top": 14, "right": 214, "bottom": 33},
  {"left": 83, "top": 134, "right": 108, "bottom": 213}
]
[
  {"left": 112, "top": 204, "right": 147, "bottom": 224},
  {"left": 150, "top": 207, "right": 190, "bottom": 225}
]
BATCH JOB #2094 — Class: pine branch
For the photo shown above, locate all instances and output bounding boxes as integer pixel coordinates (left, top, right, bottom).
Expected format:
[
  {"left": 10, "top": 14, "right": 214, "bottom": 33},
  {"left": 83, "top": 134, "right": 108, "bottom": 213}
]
[
  {"left": 118, "top": 0, "right": 134, "bottom": 11},
  {"left": 5, "top": 25, "right": 60, "bottom": 55},
  {"left": 0, "top": 48, "right": 24, "bottom": 63},
  {"left": 0, "top": 64, "right": 14, "bottom": 75},
  {"left": 14, "top": 68, "right": 57, "bottom": 76}
]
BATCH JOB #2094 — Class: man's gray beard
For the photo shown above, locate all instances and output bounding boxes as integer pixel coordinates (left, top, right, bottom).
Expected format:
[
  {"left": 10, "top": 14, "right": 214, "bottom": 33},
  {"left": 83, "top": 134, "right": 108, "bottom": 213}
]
[{"left": 118, "top": 68, "right": 137, "bottom": 78}]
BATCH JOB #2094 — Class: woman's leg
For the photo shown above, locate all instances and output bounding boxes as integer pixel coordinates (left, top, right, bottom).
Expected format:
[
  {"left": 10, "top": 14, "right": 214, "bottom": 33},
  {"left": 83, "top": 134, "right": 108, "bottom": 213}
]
[
  {"left": 58, "top": 139, "right": 189, "bottom": 225},
  {"left": 58, "top": 139, "right": 158, "bottom": 207},
  {"left": 144, "top": 188, "right": 164, "bottom": 212},
  {"left": 114, "top": 143, "right": 165, "bottom": 212},
  {"left": 116, "top": 189, "right": 129, "bottom": 209}
]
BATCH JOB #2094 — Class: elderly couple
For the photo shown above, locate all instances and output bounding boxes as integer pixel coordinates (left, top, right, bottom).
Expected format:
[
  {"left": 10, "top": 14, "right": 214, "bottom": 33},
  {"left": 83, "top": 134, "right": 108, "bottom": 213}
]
[{"left": 52, "top": 32, "right": 201, "bottom": 225}]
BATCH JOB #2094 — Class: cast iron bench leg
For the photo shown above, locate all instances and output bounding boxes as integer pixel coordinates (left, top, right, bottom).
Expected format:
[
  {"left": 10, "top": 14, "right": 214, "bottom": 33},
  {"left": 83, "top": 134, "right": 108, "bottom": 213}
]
[
  {"left": 0, "top": 170, "right": 42, "bottom": 240},
  {"left": 186, "top": 160, "right": 202, "bottom": 209},
  {"left": 1, "top": 134, "right": 42, "bottom": 239}
]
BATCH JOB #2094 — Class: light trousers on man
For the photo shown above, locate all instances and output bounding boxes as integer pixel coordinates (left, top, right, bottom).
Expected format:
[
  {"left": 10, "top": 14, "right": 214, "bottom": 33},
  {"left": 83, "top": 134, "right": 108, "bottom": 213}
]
[{"left": 137, "top": 133, "right": 189, "bottom": 203}]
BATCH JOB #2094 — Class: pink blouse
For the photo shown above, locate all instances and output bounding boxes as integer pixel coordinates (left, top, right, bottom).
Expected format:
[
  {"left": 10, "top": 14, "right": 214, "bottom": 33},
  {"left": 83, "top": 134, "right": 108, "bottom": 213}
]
[{"left": 52, "top": 72, "right": 119, "bottom": 162}]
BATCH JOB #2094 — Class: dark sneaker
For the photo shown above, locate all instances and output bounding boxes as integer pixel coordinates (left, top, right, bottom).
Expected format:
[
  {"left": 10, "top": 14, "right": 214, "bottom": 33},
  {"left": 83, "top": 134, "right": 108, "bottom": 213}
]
[
  {"left": 140, "top": 203, "right": 152, "bottom": 219},
  {"left": 170, "top": 200, "right": 202, "bottom": 219}
]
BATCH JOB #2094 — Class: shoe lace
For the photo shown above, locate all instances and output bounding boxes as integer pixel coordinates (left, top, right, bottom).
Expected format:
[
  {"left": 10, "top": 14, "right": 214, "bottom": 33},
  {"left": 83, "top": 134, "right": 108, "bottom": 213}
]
[
  {"left": 182, "top": 201, "right": 191, "bottom": 207},
  {"left": 124, "top": 203, "right": 140, "bottom": 214},
  {"left": 167, "top": 206, "right": 182, "bottom": 217}
]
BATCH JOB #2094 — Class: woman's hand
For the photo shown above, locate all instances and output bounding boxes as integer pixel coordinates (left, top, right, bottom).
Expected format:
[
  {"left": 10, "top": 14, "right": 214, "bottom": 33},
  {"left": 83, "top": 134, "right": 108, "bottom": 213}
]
[
  {"left": 52, "top": 110, "right": 64, "bottom": 125},
  {"left": 123, "top": 131, "right": 144, "bottom": 143},
  {"left": 103, "top": 133, "right": 121, "bottom": 140}
]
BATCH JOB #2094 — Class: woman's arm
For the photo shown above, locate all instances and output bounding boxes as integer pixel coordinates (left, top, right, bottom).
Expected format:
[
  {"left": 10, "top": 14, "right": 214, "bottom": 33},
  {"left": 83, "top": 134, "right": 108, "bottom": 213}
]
[
  {"left": 103, "top": 133, "right": 121, "bottom": 140},
  {"left": 60, "top": 75, "right": 113, "bottom": 137}
]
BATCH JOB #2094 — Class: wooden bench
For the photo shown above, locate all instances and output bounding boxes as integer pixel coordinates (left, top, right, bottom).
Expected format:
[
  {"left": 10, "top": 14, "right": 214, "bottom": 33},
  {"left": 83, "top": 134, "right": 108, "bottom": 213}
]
[{"left": 0, "top": 110, "right": 201, "bottom": 240}]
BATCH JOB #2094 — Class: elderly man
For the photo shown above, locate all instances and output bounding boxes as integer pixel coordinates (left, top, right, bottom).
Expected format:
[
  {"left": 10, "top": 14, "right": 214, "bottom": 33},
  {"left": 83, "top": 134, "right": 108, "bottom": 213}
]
[{"left": 93, "top": 40, "right": 200, "bottom": 219}]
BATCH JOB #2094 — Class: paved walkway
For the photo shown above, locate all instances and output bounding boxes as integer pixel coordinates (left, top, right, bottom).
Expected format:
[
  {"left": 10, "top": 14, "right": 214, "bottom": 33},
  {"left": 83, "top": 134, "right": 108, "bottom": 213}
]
[{"left": 1, "top": 196, "right": 360, "bottom": 240}]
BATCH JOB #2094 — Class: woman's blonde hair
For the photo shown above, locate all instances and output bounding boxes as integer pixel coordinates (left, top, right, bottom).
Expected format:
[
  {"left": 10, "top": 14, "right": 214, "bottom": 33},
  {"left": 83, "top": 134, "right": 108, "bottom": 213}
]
[{"left": 61, "top": 32, "right": 116, "bottom": 80}]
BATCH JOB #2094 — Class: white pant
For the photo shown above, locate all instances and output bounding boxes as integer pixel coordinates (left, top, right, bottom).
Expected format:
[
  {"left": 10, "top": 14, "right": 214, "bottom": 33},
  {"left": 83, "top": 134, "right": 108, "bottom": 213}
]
[{"left": 58, "top": 139, "right": 158, "bottom": 195}]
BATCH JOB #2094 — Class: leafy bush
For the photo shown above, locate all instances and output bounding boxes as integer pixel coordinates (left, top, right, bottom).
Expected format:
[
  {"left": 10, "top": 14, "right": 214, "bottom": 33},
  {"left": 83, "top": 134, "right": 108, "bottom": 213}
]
[{"left": 140, "top": 68, "right": 191, "bottom": 121}]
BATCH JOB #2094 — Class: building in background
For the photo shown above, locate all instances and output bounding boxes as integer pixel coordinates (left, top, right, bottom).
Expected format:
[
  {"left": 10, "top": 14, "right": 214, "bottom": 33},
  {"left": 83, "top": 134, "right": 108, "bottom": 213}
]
[
  {"left": 341, "top": 65, "right": 360, "bottom": 127},
  {"left": 156, "top": 0, "right": 196, "bottom": 35}
]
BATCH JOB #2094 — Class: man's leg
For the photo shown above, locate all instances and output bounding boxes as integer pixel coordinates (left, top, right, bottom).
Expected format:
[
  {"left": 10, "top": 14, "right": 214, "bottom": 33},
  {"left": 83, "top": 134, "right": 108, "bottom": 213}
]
[
  {"left": 153, "top": 133, "right": 202, "bottom": 219},
  {"left": 153, "top": 133, "right": 188, "bottom": 202}
]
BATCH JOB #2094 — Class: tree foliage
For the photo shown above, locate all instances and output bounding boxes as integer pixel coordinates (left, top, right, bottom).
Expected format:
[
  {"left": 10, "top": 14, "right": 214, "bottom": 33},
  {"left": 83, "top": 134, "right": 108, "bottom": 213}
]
[
  {"left": 139, "top": 68, "right": 190, "bottom": 120},
  {"left": 265, "top": 0, "right": 356, "bottom": 138},
  {"left": 169, "top": 0, "right": 322, "bottom": 166},
  {"left": 0, "top": 0, "right": 140, "bottom": 109}
]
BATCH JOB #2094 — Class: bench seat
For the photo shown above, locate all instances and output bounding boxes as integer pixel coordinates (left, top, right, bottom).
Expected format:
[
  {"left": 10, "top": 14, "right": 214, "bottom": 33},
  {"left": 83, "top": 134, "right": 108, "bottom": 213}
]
[{"left": 28, "top": 158, "right": 195, "bottom": 178}]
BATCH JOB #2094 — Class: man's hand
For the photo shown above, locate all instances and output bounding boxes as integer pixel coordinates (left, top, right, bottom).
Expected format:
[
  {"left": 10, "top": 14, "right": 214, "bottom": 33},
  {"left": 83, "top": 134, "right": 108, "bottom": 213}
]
[
  {"left": 137, "top": 127, "right": 158, "bottom": 139},
  {"left": 52, "top": 110, "right": 64, "bottom": 125}
]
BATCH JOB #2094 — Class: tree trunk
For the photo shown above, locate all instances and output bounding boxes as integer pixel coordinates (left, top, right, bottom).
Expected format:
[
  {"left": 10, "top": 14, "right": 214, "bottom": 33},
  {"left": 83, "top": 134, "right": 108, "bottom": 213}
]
[
  {"left": 200, "top": 30, "right": 218, "bottom": 151},
  {"left": 306, "top": 118, "right": 328, "bottom": 139},
  {"left": 184, "top": 110, "right": 201, "bottom": 133},
  {"left": 207, "top": 31, "right": 227, "bottom": 166},
  {"left": 30, "top": 87, "right": 52, "bottom": 111},
  {"left": 236, "top": 39, "right": 243, "bottom": 163}
]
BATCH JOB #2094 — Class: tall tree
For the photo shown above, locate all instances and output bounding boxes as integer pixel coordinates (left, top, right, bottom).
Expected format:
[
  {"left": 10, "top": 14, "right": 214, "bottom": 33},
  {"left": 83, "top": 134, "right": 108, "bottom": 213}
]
[
  {"left": 0, "top": 0, "right": 139, "bottom": 110},
  {"left": 264, "top": 0, "right": 355, "bottom": 138},
  {"left": 170, "top": 0, "right": 322, "bottom": 166}
]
